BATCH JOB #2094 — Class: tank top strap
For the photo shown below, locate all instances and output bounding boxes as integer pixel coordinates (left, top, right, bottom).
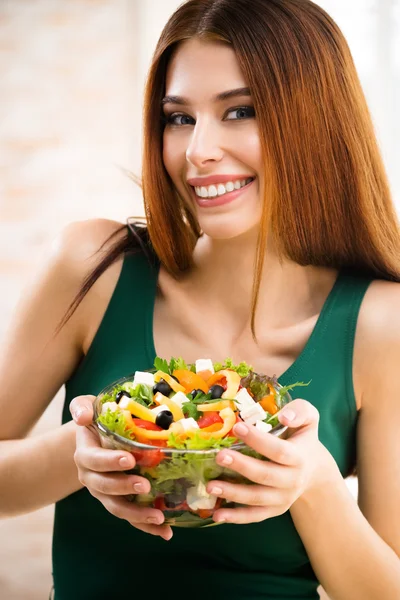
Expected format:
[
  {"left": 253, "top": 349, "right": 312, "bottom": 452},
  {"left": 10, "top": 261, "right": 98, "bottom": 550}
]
[{"left": 278, "top": 269, "right": 373, "bottom": 475}]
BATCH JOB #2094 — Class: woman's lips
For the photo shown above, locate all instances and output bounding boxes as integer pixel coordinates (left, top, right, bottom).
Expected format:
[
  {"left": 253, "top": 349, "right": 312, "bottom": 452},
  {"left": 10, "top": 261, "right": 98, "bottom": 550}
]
[{"left": 191, "top": 178, "right": 255, "bottom": 208}]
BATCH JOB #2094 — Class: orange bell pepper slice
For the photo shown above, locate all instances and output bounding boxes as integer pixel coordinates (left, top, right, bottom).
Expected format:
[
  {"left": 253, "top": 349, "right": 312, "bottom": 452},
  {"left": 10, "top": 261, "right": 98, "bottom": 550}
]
[
  {"left": 259, "top": 385, "right": 278, "bottom": 414},
  {"left": 172, "top": 369, "right": 209, "bottom": 394}
]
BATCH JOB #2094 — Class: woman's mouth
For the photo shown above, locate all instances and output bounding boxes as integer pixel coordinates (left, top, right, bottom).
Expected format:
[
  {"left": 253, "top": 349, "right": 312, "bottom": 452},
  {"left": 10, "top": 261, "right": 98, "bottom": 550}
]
[{"left": 190, "top": 177, "right": 256, "bottom": 208}]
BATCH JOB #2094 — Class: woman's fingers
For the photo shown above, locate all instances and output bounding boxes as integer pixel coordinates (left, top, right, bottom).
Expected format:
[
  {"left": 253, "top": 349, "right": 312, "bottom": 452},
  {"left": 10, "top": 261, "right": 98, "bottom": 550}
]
[
  {"left": 69, "top": 394, "right": 96, "bottom": 425},
  {"left": 94, "top": 493, "right": 172, "bottom": 539},
  {"left": 75, "top": 424, "right": 135, "bottom": 472},
  {"left": 213, "top": 505, "right": 272, "bottom": 525},
  {"left": 207, "top": 480, "right": 277, "bottom": 507},
  {"left": 133, "top": 523, "right": 173, "bottom": 540},
  {"left": 232, "top": 422, "right": 300, "bottom": 466},
  {"left": 215, "top": 449, "right": 293, "bottom": 488},
  {"left": 82, "top": 471, "right": 151, "bottom": 496}
]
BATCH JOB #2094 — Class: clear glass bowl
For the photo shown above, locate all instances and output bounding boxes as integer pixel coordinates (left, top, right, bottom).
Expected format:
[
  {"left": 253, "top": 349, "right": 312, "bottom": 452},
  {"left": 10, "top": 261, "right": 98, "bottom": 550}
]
[{"left": 93, "top": 372, "right": 292, "bottom": 528}]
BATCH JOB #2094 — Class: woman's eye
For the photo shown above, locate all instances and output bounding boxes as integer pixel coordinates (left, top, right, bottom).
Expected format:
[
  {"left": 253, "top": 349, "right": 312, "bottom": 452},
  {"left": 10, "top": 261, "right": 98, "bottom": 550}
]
[
  {"left": 164, "top": 113, "right": 194, "bottom": 126},
  {"left": 225, "top": 106, "right": 255, "bottom": 120}
]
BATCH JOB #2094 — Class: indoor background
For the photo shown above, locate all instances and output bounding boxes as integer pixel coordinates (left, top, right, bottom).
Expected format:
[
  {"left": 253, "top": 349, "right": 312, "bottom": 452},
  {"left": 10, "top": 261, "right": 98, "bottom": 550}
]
[{"left": 0, "top": 1, "right": 399, "bottom": 598}]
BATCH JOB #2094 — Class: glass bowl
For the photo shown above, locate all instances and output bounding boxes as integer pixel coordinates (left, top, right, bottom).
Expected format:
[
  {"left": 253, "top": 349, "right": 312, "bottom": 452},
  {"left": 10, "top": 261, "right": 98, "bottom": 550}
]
[{"left": 93, "top": 372, "right": 292, "bottom": 528}]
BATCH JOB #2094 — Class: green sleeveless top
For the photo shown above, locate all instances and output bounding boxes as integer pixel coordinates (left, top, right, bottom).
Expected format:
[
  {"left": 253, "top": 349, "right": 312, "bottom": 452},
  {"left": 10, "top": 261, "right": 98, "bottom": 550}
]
[{"left": 52, "top": 246, "right": 372, "bottom": 600}]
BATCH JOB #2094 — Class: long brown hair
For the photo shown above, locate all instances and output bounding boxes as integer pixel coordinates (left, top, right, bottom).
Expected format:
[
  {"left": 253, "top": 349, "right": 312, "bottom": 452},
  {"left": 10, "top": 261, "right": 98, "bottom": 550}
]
[{"left": 63, "top": 0, "right": 400, "bottom": 338}]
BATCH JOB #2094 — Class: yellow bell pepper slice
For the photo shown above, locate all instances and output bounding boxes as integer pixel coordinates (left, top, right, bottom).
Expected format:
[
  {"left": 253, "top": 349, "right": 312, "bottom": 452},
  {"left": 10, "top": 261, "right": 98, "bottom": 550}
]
[
  {"left": 197, "top": 400, "right": 236, "bottom": 412},
  {"left": 118, "top": 397, "right": 156, "bottom": 423},
  {"left": 129, "top": 421, "right": 171, "bottom": 440},
  {"left": 154, "top": 392, "right": 185, "bottom": 421},
  {"left": 187, "top": 407, "right": 236, "bottom": 440},
  {"left": 153, "top": 371, "right": 186, "bottom": 393},
  {"left": 206, "top": 370, "right": 241, "bottom": 399}
]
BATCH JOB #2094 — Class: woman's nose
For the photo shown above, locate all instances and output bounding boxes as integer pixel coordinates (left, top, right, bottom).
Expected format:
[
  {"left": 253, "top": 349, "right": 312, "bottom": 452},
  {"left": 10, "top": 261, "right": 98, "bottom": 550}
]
[{"left": 185, "top": 120, "right": 224, "bottom": 168}]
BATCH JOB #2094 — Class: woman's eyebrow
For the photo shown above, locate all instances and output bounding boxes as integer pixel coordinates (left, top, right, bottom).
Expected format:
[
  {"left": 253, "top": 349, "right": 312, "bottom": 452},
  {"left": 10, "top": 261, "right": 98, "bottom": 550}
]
[{"left": 161, "top": 86, "right": 251, "bottom": 106}]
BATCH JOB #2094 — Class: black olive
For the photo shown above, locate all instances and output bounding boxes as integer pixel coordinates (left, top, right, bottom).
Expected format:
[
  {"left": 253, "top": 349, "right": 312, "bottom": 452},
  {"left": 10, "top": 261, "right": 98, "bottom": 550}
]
[
  {"left": 155, "top": 410, "right": 174, "bottom": 429},
  {"left": 171, "top": 375, "right": 180, "bottom": 383},
  {"left": 210, "top": 385, "right": 225, "bottom": 399},
  {"left": 191, "top": 388, "right": 205, "bottom": 399},
  {"left": 164, "top": 494, "right": 186, "bottom": 508},
  {"left": 153, "top": 380, "right": 172, "bottom": 396},
  {"left": 115, "top": 390, "right": 131, "bottom": 403}
]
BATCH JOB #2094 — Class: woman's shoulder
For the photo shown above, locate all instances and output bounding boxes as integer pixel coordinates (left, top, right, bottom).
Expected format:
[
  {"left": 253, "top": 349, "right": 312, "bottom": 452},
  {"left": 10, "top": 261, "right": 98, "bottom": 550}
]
[
  {"left": 353, "top": 278, "right": 400, "bottom": 408},
  {"left": 51, "top": 218, "right": 127, "bottom": 268}
]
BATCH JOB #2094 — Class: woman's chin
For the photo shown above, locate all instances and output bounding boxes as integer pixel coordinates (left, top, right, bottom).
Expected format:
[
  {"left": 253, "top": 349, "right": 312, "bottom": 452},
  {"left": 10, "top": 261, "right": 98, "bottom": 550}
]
[{"left": 198, "top": 215, "right": 261, "bottom": 241}]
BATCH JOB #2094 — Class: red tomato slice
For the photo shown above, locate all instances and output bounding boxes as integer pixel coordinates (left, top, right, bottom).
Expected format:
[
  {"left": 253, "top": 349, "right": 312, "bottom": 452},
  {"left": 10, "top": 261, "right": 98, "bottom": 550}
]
[
  {"left": 197, "top": 411, "right": 224, "bottom": 429},
  {"left": 131, "top": 419, "right": 167, "bottom": 466},
  {"left": 131, "top": 419, "right": 162, "bottom": 431}
]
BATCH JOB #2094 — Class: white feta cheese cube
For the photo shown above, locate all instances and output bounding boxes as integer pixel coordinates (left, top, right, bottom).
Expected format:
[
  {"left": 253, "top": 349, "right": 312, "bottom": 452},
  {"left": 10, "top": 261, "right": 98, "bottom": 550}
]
[
  {"left": 186, "top": 481, "right": 217, "bottom": 511},
  {"left": 255, "top": 420, "right": 273, "bottom": 433},
  {"left": 240, "top": 403, "right": 267, "bottom": 425},
  {"left": 235, "top": 388, "right": 257, "bottom": 410},
  {"left": 195, "top": 359, "right": 215, "bottom": 374},
  {"left": 101, "top": 401, "right": 119, "bottom": 414},
  {"left": 133, "top": 371, "right": 155, "bottom": 387},
  {"left": 177, "top": 417, "right": 199, "bottom": 432},
  {"left": 170, "top": 391, "right": 189, "bottom": 408},
  {"left": 150, "top": 404, "right": 170, "bottom": 416},
  {"left": 118, "top": 397, "right": 131, "bottom": 410}
]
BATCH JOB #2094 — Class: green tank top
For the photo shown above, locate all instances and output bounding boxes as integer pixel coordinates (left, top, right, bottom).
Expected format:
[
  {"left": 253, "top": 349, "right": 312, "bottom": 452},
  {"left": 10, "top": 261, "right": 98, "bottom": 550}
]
[{"left": 52, "top": 244, "right": 372, "bottom": 600}]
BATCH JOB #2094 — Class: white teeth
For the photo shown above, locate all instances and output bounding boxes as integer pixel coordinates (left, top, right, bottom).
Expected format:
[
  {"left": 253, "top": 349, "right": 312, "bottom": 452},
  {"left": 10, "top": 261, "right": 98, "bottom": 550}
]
[
  {"left": 208, "top": 185, "right": 218, "bottom": 198},
  {"left": 217, "top": 184, "right": 226, "bottom": 196},
  {"left": 194, "top": 177, "right": 254, "bottom": 198}
]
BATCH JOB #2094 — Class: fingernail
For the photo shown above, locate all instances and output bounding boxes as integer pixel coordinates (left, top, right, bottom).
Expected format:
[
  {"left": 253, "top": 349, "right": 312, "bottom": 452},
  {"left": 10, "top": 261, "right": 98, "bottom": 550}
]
[
  {"left": 281, "top": 409, "right": 296, "bottom": 422},
  {"left": 146, "top": 517, "right": 161, "bottom": 525},
  {"left": 220, "top": 454, "right": 233, "bottom": 466},
  {"left": 119, "top": 457, "right": 132, "bottom": 468},
  {"left": 133, "top": 483, "right": 145, "bottom": 493},
  {"left": 73, "top": 408, "right": 88, "bottom": 420},
  {"left": 234, "top": 423, "right": 248, "bottom": 436},
  {"left": 210, "top": 486, "right": 223, "bottom": 496}
]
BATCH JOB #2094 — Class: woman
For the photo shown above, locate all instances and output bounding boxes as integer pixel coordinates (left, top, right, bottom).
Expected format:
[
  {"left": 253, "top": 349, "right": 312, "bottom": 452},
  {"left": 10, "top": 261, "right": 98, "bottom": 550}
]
[{"left": 1, "top": 0, "right": 400, "bottom": 598}]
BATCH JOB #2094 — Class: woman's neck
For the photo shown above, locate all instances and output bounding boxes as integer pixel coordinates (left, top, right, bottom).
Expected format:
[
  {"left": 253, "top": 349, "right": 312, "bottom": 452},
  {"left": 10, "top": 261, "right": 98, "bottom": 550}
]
[{"left": 182, "top": 229, "right": 338, "bottom": 336}]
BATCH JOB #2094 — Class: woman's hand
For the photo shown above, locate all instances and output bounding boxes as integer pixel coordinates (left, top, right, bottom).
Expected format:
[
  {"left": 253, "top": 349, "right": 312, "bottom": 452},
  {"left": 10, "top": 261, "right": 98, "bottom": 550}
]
[
  {"left": 69, "top": 395, "right": 173, "bottom": 540},
  {"left": 207, "top": 399, "right": 338, "bottom": 524}
]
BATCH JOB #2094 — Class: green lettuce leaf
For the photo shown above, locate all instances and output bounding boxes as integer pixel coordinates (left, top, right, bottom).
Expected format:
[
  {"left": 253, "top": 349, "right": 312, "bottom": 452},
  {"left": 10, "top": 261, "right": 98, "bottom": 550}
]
[
  {"left": 154, "top": 356, "right": 169, "bottom": 374},
  {"left": 152, "top": 451, "right": 224, "bottom": 485},
  {"left": 213, "top": 357, "right": 253, "bottom": 377},
  {"left": 97, "top": 408, "right": 134, "bottom": 439},
  {"left": 167, "top": 432, "right": 237, "bottom": 450},
  {"left": 182, "top": 401, "right": 201, "bottom": 420}
]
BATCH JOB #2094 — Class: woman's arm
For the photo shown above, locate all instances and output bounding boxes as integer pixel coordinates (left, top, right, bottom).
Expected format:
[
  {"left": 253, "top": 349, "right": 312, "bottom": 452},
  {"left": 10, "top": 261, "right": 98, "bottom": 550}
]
[
  {"left": 0, "top": 422, "right": 80, "bottom": 517},
  {"left": 290, "top": 280, "right": 400, "bottom": 600},
  {"left": 0, "top": 218, "right": 124, "bottom": 517}
]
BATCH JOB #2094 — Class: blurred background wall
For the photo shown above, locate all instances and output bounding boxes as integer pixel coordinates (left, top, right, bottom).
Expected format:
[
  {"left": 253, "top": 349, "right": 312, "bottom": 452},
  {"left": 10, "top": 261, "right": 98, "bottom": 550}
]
[{"left": 0, "top": 1, "right": 399, "bottom": 598}]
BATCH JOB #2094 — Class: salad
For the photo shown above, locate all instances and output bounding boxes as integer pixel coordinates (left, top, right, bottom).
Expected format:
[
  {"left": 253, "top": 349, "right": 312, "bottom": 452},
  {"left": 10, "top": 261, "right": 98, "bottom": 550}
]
[{"left": 94, "top": 356, "right": 309, "bottom": 527}]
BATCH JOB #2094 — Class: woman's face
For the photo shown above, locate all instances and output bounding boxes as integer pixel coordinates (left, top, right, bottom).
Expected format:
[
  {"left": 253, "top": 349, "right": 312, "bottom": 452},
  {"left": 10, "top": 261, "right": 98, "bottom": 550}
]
[{"left": 162, "top": 38, "right": 263, "bottom": 240}]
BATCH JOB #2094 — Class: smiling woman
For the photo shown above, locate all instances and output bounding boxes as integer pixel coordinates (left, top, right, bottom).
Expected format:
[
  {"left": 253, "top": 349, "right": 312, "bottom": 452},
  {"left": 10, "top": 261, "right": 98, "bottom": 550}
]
[
  {"left": 162, "top": 40, "right": 262, "bottom": 231},
  {"left": 1, "top": 1, "right": 400, "bottom": 600}
]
